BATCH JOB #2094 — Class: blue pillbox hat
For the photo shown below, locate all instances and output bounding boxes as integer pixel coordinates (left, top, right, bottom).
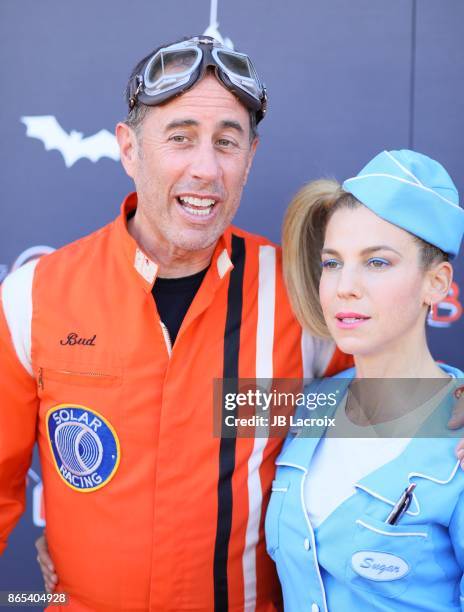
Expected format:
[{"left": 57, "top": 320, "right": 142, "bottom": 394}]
[{"left": 342, "top": 150, "right": 464, "bottom": 258}]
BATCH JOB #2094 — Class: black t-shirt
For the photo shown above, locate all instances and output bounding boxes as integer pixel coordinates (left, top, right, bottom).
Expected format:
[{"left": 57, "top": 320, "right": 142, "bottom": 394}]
[{"left": 152, "top": 268, "right": 208, "bottom": 345}]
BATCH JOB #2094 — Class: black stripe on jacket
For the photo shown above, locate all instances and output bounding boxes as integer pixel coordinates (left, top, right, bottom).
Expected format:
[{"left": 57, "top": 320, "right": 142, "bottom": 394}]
[{"left": 214, "top": 234, "right": 246, "bottom": 612}]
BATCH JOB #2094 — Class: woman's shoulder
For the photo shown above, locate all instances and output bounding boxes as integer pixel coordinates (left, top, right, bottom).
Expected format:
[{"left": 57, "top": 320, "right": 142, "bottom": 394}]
[
  {"left": 302, "top": 363, "right": 464, "bottom": 388},
  {"left": 439, "top": 362, "right": 464, "bottom": 378},
  {"left": 330, "top": 366, "right": 357, "bottom": 379},
  {"left": 329, "top": 363, "right": 464, "bottom": 378}
]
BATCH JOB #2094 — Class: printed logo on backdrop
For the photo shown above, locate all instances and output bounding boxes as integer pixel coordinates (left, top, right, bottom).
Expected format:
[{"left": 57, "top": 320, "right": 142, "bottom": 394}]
[
  {"left": 21, "top": 116, "right": 119, "bottom": 168},
  {"left": 428, "top": 281, "right": 463, "bottom": 328}
]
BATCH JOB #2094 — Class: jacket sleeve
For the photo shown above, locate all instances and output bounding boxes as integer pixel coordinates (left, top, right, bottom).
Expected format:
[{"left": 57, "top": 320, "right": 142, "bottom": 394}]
[
  {"left": 449, "top": 489, "right": 464, "bottom": 610},
  {"left": 0, "top": 275, "right": 39, "bottom": 554}
]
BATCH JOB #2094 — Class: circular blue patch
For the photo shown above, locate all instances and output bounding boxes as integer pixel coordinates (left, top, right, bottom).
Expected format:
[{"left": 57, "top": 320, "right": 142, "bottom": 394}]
[{"left": 46, "top": 404, "right": 120, "bottom": 492}]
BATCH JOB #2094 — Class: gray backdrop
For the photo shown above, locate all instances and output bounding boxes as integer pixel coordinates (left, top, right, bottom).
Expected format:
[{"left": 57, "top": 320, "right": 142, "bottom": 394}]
[{"left": 1, "top": 0, "right": 463, "bottom": 598}]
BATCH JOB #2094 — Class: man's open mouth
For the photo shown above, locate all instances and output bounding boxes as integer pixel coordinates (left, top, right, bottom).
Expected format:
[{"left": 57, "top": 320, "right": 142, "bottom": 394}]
[{"left": 177, "top": 196, "right": 217, "bottom": 217}]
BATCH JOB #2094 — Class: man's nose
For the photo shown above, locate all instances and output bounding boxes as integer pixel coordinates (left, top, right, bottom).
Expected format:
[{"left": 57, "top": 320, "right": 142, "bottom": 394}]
[
  {"left": 189, "top": 142, "right": 221, "bottom": 184},
  {"left": 336, "top": 265, "right": 363, "bottom": 300}
]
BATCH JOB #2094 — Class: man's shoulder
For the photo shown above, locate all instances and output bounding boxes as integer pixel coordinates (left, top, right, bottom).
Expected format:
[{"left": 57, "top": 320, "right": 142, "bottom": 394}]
[
  {"left": 1, "top": 217, "right": 118, "bottom": 300},
  {"left": 35, "top": 217, "right": 116, "bottom": 275},
  {"left": 228, "top": 225, "right": 281, "bottom": 251}
]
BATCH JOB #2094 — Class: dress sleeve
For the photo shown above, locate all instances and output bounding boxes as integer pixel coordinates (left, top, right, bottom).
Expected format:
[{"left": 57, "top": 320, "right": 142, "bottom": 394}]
[{"left": 449, "top": 488, "right": 464, "bottom": 610}]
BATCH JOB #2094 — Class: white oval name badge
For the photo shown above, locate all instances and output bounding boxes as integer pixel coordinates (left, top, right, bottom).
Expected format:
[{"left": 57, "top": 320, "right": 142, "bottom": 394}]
[{"left": 351, "top": 551, "right": 409, "bottom": 581}]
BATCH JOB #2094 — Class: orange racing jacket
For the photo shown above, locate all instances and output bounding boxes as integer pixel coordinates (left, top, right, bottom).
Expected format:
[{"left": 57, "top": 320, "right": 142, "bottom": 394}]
[{"left": 0, "top": 194, "right": 350, "bottom": 611}]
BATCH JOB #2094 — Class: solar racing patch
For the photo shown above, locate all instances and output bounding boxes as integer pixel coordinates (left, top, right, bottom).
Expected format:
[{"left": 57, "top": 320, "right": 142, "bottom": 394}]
[{"left": 46, "top": 404, "right": 120, "bottom": 492}]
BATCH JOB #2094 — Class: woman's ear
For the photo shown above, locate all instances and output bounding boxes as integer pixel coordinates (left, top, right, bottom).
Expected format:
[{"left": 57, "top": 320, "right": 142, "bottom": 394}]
[{"left": 424, "top": 261, "right": 453, "bottom": 308}]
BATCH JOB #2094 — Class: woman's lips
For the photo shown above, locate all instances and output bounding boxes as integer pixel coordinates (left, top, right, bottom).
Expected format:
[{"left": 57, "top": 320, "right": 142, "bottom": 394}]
[{"left": 334, "top": 312, "right": 371, "bottom": 329}]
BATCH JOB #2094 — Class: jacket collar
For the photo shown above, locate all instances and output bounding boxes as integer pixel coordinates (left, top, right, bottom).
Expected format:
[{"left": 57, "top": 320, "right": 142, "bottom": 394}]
[{"left": 113, "top": 193, "right": 234, "bottom": 294}]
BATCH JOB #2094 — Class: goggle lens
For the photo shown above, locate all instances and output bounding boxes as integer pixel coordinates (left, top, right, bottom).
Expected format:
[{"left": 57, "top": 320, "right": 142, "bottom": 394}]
[
  {"left": 213, "top": 49, "right": 262, "bottom": 101},
  {"left": 215, "top": 50, "right": 252, "bottom": 77},
  {"left": 144, "top": 47, "right": 201, "bottom": 93}
]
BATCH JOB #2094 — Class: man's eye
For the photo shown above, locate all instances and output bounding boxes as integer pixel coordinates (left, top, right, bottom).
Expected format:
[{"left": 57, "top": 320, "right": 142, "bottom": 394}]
[
  {"left": 367, "top": 258, "right": 390, "bottom": 269},
  {"left": 321, "top": 259, "right": 341, "bottom": 270},
  {"left": 217, "top": 138, "right": 234, "bottom": 147},
  {"left": 169, "top": 135, "right": 188, "bottom": 143}
]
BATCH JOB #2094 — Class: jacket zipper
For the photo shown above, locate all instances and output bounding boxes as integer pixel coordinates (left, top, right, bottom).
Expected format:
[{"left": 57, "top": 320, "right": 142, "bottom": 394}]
[{"left": 159, "top": 321, "right": 172, "bottom": 357}]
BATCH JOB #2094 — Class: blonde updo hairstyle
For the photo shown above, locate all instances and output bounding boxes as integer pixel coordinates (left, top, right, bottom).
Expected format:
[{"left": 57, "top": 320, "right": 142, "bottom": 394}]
[{"left": 282, "top": 179, "right": 448, "bottom": 339}]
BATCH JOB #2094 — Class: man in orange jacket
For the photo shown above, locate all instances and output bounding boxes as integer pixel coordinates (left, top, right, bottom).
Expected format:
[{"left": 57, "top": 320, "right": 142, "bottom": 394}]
[{"left": 2, "top": 36, "right": 462, "bottom": 612}]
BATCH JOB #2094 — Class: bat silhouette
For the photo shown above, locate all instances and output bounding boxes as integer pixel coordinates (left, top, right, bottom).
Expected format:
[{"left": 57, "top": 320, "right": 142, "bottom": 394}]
[{"left": 21, "top": 115, "right": 120, "bottom": 168}]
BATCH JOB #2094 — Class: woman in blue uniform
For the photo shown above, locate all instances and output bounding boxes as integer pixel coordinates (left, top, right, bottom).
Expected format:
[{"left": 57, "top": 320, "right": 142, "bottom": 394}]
[{"left": 265, "top": 150, "right": 464, "bottom": 611}]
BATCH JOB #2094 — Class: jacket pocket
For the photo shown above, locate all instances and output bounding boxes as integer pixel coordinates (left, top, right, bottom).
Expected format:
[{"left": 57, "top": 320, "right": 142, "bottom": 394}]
[
  {"left": 37, "top": 363, "right": 124, "bottom": 435},
  {"left": 265, "top": 479, "right": 290, "bottom": 558},
  {"left": 38, "top": 365, "right": 122, "bottom": 390},
  {"left": 345, "top": 514, "right": 429, "bottom": 599}
]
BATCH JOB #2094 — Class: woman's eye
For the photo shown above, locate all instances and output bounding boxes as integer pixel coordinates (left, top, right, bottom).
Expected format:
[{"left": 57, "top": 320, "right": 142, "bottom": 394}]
[
  {"left": 367, "top": 257, "right": 390, "bottom": 269},
  {"left": 321, "top": 259, "right": 341, "bottom": 270}
]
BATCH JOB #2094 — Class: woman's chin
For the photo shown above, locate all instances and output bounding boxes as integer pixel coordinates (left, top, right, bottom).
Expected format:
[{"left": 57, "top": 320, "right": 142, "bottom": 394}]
[{"left": 331, "top": 334, "right": 374, "bottom": 358}]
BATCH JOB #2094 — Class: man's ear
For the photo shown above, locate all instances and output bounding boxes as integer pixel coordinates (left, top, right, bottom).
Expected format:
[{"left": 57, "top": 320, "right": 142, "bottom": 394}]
[
  {"left": 243, "top": 136, "right": 259, "bottom": 185},
  {"left": 424, "top": 261, "right": 453, "bottom": 308},
  {"left": 116, "top": 122, "right": 138, "bottom": 179}
]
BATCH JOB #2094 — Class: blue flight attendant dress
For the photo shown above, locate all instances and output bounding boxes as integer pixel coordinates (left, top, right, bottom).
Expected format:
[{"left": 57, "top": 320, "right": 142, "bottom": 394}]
[{"left": 265, "top": 364, "right": 464, "bottom": 611}]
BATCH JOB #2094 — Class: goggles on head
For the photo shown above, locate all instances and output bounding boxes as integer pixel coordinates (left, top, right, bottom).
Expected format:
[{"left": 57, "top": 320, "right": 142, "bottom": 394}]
[{"left": 128, "top": 36, "right": 267, "bottom": 124}]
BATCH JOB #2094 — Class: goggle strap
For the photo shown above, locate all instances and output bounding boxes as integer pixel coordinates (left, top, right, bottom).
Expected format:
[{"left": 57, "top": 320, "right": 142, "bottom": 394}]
[{"left": 129, "top": 76, "right": 144, "bottom": 110}]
